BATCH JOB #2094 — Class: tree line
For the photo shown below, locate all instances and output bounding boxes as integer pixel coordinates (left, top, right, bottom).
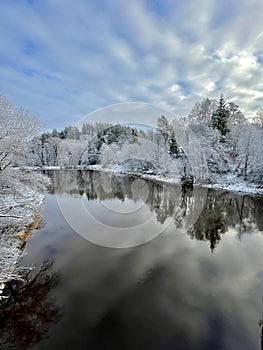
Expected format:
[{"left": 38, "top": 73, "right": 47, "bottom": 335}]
[{"left": 1, "top": 93, "right": 263, "bottom": 185}]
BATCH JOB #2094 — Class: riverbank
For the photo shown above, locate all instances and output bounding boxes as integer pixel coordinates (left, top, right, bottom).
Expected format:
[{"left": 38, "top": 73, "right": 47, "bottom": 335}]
[
  {"left": 78, "top": 165, "right": 263, "bottom": 196},
  {"left": 30, "top": 164, "right": 263, "bottom": 196},
  {"left": 0, "top": 177, "right": 48, "bottom": 299}
]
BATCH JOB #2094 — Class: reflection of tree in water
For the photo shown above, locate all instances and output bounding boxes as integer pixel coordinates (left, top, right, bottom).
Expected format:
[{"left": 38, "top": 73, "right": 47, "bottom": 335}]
[
  {"left": 188, "top": 192, "right": 229, "bottom": 251},
  {"left": 188, "top": 191, "right": 263, "bottom": 251},
  {"left": 259, "top": 299, "right": 263, "bottom": 350},
  {"left": 82, "top": 171, "right": 193, "bottom": 225},
  {"left": 0, "top": 260, "right": 60, "bottom": 350},
  {"left": 48, "top": 170, "right": 263, "bottom": 251},
  {"left": 260, "top": 318, "right": 263, "bottom": 350}
]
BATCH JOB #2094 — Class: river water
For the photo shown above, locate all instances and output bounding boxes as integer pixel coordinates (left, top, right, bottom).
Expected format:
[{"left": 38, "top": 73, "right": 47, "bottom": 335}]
[{"left": 1, "top": 170, "right": 263, "bottom": 350}]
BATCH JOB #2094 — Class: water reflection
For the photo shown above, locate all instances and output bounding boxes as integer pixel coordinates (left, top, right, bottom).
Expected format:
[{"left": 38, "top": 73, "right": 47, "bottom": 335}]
[
  {"left": 46, "top": 170, "right": 263, "bottom": 251},
  {"left": 5, "top": 170, "right": 261, "bottom": 350},
  {"left": 0, "top": 260, "right": 61, "bottom": 350},
  {"left": 260, "top": 306, "right": 263, "bottom": 350}
]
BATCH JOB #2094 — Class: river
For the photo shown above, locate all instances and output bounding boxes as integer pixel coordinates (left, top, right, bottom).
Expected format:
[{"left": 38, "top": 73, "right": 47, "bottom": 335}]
[{"left": 1, "top": 170, "right": 263, "bottom": 350}]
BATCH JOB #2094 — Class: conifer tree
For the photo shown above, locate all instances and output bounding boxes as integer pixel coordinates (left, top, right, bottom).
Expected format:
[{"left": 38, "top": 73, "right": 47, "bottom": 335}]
[
  {"left": 169, "top": 131, "right": 179, "bottom": 157},
  {"left": 211, "top": 94, "right": 230, "bottom": 141}
]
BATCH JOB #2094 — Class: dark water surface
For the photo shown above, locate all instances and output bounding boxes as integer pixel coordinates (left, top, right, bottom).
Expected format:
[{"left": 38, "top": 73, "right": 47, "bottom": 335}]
[{"left": 1, "top": 170, "right": 263, "bottom": 350}]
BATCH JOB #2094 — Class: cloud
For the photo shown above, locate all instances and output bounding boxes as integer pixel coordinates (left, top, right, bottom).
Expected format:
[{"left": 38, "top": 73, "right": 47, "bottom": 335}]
[{"left": 0, "top": 0, "right": 263, "bottom": 129}]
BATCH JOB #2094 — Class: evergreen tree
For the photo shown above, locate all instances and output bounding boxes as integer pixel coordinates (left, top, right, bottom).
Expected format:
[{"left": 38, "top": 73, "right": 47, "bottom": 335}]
[
  {"left": 65, "top": 125, "right": 80, "bottom": 139},
  {"left": 131, "top": 128, "right": 138, "bottom": 137},
  {"left": 40, "top": 132, "right": 50, "bottom": 144},
  {"left": 51, "top": 128, "right": 59, "bottom": 138},
  {"left": 211, "top": 94, "right": 230, "bottom": 141},
  {"left": 169, "top": 131, "right": 179, "bottom": 157},
  {"left": 59, "top": 130, "right": 65, "bottom": 139}
]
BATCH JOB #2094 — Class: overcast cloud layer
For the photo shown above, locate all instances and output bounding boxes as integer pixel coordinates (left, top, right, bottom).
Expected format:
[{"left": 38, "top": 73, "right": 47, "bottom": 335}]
[{"left": 1, "top": 0, "right": 263, "bottom": 129}]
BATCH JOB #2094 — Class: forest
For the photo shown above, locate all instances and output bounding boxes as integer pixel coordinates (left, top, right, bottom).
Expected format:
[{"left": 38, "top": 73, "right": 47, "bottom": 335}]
[{"left": 25, "top": 94, "right": 263, "bottom": 189}]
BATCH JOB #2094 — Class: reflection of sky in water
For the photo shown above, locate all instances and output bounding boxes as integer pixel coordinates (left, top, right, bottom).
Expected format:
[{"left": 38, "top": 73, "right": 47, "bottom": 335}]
[{"left": 20, "top": 172, "right": 263, "bottom": 350}]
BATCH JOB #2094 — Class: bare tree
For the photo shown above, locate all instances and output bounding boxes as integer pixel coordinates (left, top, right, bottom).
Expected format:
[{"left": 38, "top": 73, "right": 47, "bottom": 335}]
[
  {"left": 0, "top": 95, "right": 49, "bottom": 221},
  {"left": 0, "top": 95, "right": 42, "bottom": 172},
  {"left": 253, "top": 108, "right": 263, "bottom": 129}
]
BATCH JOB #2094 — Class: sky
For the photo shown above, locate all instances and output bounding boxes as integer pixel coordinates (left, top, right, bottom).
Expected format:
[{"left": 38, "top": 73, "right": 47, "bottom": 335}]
[{"left": 1, "top": 0, "right": 263, "bottom": 130}]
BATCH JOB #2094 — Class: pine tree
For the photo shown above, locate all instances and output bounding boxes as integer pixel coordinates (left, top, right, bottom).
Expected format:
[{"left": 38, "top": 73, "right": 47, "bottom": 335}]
[
  {"left": 211, "top": 94, "right": 230, "bottom": 141},
  {"left": 169, "top": 131, "right": 179, "bottom": 157},
  {"left": 51, "top": 128, "right": 59, "bottom": 138}
]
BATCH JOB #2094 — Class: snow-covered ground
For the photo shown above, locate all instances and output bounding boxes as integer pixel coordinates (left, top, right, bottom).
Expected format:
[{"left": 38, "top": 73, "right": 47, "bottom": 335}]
[
  {"left": 78, "top": 165, "right": 263, "bottom": 195},
  {"left": 201, "top": 172, "right": 263, "bottom": 195},
  {"left": 0, "top": 186, "right": 44, "bottom": 224},
  {"left": 24, "top": 164, "right": 263, "bottom": 195},
  {"left": 0, "top": 179, "right": 47, "bottom": 299},
  {"left": 0, "top": 226, "right": 24, "bottom": 299},
  {"left": 206, "top": 181, "right": 263, "bottom": 195}
]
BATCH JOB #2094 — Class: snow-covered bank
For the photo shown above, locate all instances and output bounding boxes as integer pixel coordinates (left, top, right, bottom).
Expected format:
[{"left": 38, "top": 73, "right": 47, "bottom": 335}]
[
  {"left": 206, "top": 181, "right": 263, "bottom": 196},
  {"left": 0, "top": 186, "right": 44, "bottom": 225},
  {"left": 0, "top": 226, "right": 22, "bottom": 299},
  {"left": 203, "top": 172, "right": 263, "bottom": 195},
  {"left": 38, "top": 164, "right": 263, "bottom": 195},
  {"left": 0, "top": 173, "right": 49, "bottom": 299},
  {"left": 78, "top": 165, "right": 263, "bottom": 196}
]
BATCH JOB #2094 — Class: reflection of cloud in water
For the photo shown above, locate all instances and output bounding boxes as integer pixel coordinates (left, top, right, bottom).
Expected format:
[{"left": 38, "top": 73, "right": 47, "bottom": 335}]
[
  {"left": 18, "top": 170, "right": 263, "bottom": 349},
  {"left": 54, "top": 170, "right": 207, "bottom": 247},
  {"left": 49, "top": 169, "right": 263, "bottom": 250},
  {"left": 36, "top": 228, "right": 263, "bottom": 350}
]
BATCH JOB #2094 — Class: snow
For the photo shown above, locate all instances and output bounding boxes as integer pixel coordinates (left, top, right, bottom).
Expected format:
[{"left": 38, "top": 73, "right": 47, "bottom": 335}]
[
  {"left": 0, "top": 187, "right": 45, "bottom": 298},
  {"left": 24, "top": 108, "right": 263, "bottom": 193},
  {"left": 0, "top": 170, "right": 48, "bottom": 297},
  {"left": 42, "top": 165, "right": 61, "bottom": 170},
  {"left": 78, "top": 164, "right": 263, "bottom": 195},
  {"left": 0, "top": 226, "right": 23, "bottom": 299},
  {"left": 206, "top": 178, "right": 263, "bottom": 195}
]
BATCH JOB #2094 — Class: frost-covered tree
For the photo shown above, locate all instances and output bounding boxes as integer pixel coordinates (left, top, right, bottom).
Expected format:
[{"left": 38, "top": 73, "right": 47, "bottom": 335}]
[
  {"left": 169, "top": 131, "right": 179, "bottom": 157},
  {"left": 157, "top": 115, "right": 169, "bottom": 134},
  {"left": 233, "top": 125, "right": 263, "bottom": 182},
  {"left": 81, "top": 124, "right": 138, "bottom": 166},
  {"left": 188, "top": 98, "right": 218, "bottom": 126},
  {"left": 0, "top": 95, "right": 42, "bottom": 171},
  {"left": 157, "top": 115, "right": 170, "bottom": 146},
  {"left": 0, "top": 95, "right": 49, "bottom": 222},
  {"left": 26, "top": 136, "right": 63, "bottom": 167},
  {"left": 64, "top": 125, "right": 80, "bottom": 139},
  {"left": 211, "top": 94, "right": 230, "bottom": 141},
  {"left": 81, "top": 138, "right": 102, "bottom": 165},
  {"left": 100, "top": 143, "right": 120, "bottom": 167},
  {"left": 57, "top": 139, "right": 86, "bottom": 166},
  {"left": 115, "top": 139, "right": 179, "bottom": 177},
  {"left": 253, "top": 108, "right": 263, "bottom": 129},
  {"left": 190, "top": 124, "right": 229, "bottom": 181},
  {"left": 51, "top": 128, "right": 60, "bottom": 138},
  {"left": 227, "top": 102, "right": 246, "bottom": 126}
]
